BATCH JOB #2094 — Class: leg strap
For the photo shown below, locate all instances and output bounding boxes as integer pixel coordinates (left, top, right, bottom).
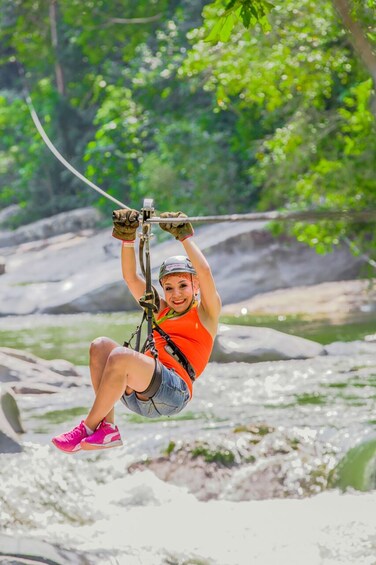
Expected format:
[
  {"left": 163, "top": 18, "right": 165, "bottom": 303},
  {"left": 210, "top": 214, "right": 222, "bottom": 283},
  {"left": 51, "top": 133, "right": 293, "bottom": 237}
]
[{"left": 136, "top": 359, "right": 162, "bottom": 399}]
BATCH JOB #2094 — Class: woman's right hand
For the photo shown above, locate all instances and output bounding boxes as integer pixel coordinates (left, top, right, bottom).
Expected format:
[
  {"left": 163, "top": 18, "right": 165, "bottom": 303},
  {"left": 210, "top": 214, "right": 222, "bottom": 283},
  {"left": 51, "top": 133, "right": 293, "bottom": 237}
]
[{"left": 112, "top": 209, "right": 140, "bottom": 241}]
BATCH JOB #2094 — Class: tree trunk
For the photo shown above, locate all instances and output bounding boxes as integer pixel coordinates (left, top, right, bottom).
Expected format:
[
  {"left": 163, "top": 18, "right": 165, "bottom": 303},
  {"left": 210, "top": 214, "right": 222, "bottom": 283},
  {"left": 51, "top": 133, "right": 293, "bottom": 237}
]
[
  {"left": 49, "top": 0, "right": 65, "bottom": 96},
  {"left": 331, "top": 0, "right": 376, "bottom": 86}
]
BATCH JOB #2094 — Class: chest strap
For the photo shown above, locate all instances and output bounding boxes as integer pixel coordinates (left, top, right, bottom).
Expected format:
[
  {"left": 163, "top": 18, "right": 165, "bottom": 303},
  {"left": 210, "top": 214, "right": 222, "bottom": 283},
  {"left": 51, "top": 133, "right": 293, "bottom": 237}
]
[{"left": 153, "top": 322, "right": 196, "bottom": 382}]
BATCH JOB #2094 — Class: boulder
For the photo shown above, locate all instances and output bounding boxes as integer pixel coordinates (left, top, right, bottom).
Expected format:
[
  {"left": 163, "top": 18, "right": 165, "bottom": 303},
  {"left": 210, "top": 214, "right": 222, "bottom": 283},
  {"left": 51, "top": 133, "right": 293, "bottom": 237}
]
[
  {"left": 0, "top": 348, "right": 87, "bottom": 453},
  {"left": 0, "top": 385, "right": 23, "bottom": 453},
  {"left": 0, "top": 206, "right": 102, "bottom": 247},
  {"left": 222, "top": 279, "right": 376, "bottom": 319},
  {"left": 205, "top": 224, "right": 365, "bottom": 305},
  {"left": 0, "top": 255, "right": 5, "bottom": 275},
  {"left": 0, "top": 533, "right": 86, "bottom": 564},
  {"left": 0, "top": 214, "right": 368, "bottom": 315},
  {"left": 0, "top": 347, "right": 82, "bottom": 377},
  {"left": 0, "top": 430, "right": 21, "bottom": 454},
  {"left": 0, "top": 348, "right": 85, "bottom": 393},
  {"left": 325, "top": 341, "right": 376, "bottom": 356},
  {"left": 0, "top": 385, "right": 24, "bottom": 433},
  {"left": 211, "top": 324, "right": 326, "bottom": 363}
]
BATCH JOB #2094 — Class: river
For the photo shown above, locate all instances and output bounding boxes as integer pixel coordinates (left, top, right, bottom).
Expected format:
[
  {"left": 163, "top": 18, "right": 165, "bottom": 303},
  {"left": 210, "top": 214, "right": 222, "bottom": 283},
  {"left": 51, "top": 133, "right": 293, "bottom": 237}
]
[{"left": 1, "top": 312, "right": 376, "bottom": 564}]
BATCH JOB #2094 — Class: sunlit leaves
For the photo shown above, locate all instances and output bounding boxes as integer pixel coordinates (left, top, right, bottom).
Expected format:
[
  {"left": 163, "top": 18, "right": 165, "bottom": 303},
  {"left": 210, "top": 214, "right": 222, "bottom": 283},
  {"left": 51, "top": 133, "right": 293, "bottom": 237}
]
[
  {"left": 204, "top": 0, "right": 273, "bottom": 43},
  {"left": 339, "top": 79, "right": 374, "bottom": 155},
  {"left": 184, "top": 0, "right": 376, "bottom": 261}
]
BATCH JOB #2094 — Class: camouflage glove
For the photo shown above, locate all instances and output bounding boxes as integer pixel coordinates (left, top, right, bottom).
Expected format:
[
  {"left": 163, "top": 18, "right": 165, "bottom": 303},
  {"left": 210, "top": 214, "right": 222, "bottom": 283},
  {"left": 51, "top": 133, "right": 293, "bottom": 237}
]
[
  {"left": 159, "top": 211, "right": 194, "bottom": 241},
  {"left": 112, "top": 208, "right": 140, "bottom": 241}
]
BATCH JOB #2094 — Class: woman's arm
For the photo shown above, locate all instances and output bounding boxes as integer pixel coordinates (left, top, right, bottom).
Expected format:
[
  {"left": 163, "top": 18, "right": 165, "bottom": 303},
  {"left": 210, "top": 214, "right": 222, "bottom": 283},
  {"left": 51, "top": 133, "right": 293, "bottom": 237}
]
[
  {"left": 158, "top": 211, "right": 221, "bottom": 333},
  {"left": 120, "top": 244, "right": 146, "bottom": 303},
  {"left": 182, "top": 237, "right": 221, "bottom": 334},
  {"left": 121, "top": 243, "right": 167, "bottom": 311}
]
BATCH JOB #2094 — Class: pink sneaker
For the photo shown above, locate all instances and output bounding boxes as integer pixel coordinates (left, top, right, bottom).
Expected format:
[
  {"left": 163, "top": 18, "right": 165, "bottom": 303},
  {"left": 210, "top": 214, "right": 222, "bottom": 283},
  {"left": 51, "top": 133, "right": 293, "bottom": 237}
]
[
  {"left": 80, "top": 420, "right": 123, "bottom": 451},
  {"left": 51, "top": 421, "right": 88, "bottom": 453}
]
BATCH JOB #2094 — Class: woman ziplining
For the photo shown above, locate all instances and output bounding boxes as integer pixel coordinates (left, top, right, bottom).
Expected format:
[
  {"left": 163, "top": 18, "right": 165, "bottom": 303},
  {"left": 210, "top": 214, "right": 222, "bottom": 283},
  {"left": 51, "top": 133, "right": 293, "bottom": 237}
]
[
  {"left": 52, "top": 206, "right": 221, "bottom": 452},
  {"left": 22, "top": 84, "right": 372, "bottom": 453}
]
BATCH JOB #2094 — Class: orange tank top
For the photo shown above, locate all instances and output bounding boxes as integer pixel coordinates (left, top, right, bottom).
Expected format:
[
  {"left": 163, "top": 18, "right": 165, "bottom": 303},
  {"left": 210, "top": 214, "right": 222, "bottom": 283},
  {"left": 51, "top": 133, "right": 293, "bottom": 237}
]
[{"left": 145, "top": 304, "right": 214, "bottom": 397}]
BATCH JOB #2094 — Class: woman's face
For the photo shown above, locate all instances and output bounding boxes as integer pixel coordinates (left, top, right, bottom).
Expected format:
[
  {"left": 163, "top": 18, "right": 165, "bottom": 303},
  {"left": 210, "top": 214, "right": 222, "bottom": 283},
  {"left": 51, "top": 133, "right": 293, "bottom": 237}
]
[{"left": 161, "top": 273, "right": 197, "bottom": 312}]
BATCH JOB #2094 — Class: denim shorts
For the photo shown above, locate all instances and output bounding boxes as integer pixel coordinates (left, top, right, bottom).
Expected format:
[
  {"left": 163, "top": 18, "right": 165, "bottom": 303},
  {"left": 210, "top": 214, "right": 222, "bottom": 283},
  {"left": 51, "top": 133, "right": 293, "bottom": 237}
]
[{"left": 120, "top": 364, "right": 190, "bottom": 418}]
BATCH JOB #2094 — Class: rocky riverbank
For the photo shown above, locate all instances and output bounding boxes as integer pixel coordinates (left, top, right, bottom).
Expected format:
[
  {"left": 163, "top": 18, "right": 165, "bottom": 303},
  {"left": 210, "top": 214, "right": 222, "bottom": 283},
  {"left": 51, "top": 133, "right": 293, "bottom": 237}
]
[
  {"left": 0, "top": 206, "right": 373, "bottom": 316},
  {"left": 2, "top": 324, "right": 376, "bottom": 454},
  {"left": 222, "top": 279, "right": 376, "bottom": 321}
]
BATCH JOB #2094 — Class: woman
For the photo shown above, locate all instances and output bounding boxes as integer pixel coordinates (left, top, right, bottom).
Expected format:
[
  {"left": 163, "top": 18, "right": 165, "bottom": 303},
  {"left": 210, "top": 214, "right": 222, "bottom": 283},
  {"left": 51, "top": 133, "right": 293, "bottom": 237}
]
[{"left": 52, "top": 210, "right": 221, "bottom": 453}]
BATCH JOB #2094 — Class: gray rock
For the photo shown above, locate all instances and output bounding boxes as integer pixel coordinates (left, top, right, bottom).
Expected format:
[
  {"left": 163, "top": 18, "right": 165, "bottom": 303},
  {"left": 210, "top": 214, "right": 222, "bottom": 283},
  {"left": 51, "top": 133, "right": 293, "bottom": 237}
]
[
  {"left": 0, "top": 386, "right": 23, "bottom": 453},
  {"left": 0, "top": 214, "right": 367, "bottom": 316},
  {"left": 0, "top": 256, "right": 5, "bottom": 275},
  {"left": 0, "top": 348, "right": 86, "bottom": 453},
  {"left": 0, "top": 533, "right": 86, "bottom": 564},
  {"left": 10, "top": 383, "right": 65, "bottom": 395},
  {"left": 0, "top": 431, "right": 22, "bottom": 454},
  {"left": 212, "top": 324, "right": 325, "bottom": 363},
  {"left": 0, "top": 386, "right": 24, "bottom": 433},
  {"left": 0, "top": 347, "right": 82, "bottom": 377},
  {"left": 0, "top": 206, "right": 102, "bottom": 247},
  {"left": 0, "top": 348, "right": 85, "bottom": 393},
  {"left": 222, "top": 279, "right": 376, "bottom": 318},
  {"left": 42, "top": 279, "right": 135, "bottom": 314},
  {"left": 325, "top": 340, "right": 376, "bottom": 356},
  {"left": 206, "top": 225, "right": 365, "bottom": 305}
]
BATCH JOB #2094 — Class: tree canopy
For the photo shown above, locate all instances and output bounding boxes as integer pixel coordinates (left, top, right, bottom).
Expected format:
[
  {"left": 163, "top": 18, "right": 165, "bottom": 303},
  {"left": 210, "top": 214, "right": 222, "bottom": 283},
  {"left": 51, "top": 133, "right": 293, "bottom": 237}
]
[{"left": 0, "top": 0, "right": 375, "bottom": 265}]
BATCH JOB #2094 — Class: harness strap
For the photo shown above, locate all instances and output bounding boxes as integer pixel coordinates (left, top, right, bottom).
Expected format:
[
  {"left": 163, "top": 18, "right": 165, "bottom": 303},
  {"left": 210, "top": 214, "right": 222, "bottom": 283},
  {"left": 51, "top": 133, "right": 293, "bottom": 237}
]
[{"left": 153, "top": 322, "right": 196, "bottom": 382}]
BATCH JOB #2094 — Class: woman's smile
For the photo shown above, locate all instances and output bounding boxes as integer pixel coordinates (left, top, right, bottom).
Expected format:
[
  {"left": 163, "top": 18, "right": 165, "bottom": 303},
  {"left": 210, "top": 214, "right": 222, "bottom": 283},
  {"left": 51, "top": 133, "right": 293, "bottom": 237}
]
[{"left": 162, "top": 275, "right": 195, "bottom": 311}]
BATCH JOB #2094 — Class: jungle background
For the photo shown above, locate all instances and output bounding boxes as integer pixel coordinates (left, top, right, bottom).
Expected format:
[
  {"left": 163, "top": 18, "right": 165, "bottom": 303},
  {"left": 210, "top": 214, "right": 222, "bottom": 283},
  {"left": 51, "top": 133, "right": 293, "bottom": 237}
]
[{"left": 0, "top": 0, "right": 375, "bottom": 261}]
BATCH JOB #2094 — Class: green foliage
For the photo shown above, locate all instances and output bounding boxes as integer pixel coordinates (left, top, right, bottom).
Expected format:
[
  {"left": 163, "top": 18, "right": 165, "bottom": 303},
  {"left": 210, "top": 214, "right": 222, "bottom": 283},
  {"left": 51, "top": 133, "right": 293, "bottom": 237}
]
[
  {"left": 0, "top": 0, "right": 375, "bottom": 265},
  {"left": 204, "top": 0, "right": 273, "bottom": 43},
  {"left": 186, "top": 0, "right": 376, "bottom": 262},
  {"left": 83, "top": 84, "right": 149, "bottom": 210},
  {"left": 191, "top": 442, "right": 236, "bottom": 465},
  {"left": 1, "top": 0, "right": 255, "bottom": 222},
  {"left": 131, "top": 120, "right": 253, "bottom": 214},
  {"left": 164, "top": 440, "right": 176, "bottom": 456}
]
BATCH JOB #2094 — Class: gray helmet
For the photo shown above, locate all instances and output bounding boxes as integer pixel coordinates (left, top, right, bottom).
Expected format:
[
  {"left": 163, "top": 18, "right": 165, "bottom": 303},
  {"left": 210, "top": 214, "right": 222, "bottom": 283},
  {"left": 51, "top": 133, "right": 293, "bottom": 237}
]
[{"left": 158, "top": 255, "right": 196, "bottom": 282}]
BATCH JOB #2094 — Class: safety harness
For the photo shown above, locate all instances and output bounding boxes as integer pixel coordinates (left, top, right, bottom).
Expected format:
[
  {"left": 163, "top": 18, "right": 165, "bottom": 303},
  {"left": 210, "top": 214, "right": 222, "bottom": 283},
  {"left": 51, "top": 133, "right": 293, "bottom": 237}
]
[{"left": 123, "top": 199, "right": 196, "bottom": 382}]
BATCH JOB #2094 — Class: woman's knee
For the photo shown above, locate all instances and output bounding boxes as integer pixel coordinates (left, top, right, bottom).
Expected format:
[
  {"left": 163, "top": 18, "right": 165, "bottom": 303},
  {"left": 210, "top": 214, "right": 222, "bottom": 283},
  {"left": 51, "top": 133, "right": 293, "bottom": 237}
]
[
  {"left": 90, "top": 336, "right": 118, "bottom": 359},
  {"left": 107, "top": 346, "right": 131, "bottom": 367},
  {"left": 106, "top": 347, "right": 150, "bottom": 377}
]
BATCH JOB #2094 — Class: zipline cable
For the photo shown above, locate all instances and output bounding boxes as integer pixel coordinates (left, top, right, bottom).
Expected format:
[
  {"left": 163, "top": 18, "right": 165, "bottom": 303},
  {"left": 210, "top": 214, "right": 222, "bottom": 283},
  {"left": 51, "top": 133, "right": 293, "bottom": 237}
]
[
  {"left": 148, "top": 209, "right": 376, "bottom": 224},
  {"left": 19, "top": 65, "right": 376, "bottom": 228},
  {"left": 17, "top": 59, "right": 130, "bottom": 211},
  {"left": 24, "top": 93, "right": 129, "bottom": 211},
  {"left": 343, "top": 237, "right": 376, "bottom": 269}
]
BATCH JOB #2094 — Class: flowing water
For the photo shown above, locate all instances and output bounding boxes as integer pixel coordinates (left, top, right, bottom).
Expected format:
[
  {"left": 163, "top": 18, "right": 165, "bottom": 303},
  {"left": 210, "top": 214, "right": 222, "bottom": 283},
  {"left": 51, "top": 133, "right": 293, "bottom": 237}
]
[{"left": 1, "top": 313, "right": 376, "bottom": 564}]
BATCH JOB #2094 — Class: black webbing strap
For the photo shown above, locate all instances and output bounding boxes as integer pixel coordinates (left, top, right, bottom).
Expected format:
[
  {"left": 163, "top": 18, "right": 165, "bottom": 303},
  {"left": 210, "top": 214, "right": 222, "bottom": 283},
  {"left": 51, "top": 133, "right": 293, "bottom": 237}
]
[
  {"left": 153, "top": 322, "right": 196, "bottom": 382},
  {"left": 123, "top": 199, "right": 158, "bottom": 355},
  {"left": 139, "top": 202, "right": 160, "bottom": 358}
]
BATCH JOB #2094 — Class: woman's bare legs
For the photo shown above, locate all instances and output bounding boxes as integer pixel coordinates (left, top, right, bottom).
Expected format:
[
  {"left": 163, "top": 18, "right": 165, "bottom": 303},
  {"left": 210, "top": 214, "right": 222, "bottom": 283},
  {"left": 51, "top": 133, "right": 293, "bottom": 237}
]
[
  {"left": 85, "top": 343, "right": 155, "bottom": 431},
  {"left": 89, "top": 337, "right": 119, "bottom": 424}
]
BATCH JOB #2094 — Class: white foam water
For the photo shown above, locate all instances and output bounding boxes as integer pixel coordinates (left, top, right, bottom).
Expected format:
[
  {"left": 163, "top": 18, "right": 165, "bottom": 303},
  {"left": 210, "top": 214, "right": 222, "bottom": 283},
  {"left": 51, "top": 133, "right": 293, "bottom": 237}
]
[
  {"left": 1, "top": 442, "right": 376, "bottom": 564},
  {"left": 2, "top": 355, "right": 376, "bottom": 563}
]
